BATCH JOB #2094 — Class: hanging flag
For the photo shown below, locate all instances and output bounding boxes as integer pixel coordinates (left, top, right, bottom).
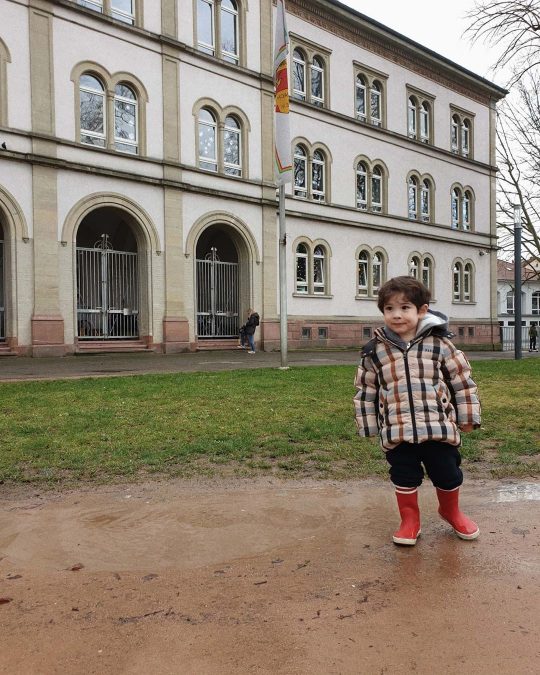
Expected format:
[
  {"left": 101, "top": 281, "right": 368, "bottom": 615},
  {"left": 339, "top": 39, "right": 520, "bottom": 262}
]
[{"left": 274, "top": 0, "right": 292, "bottom": 185}]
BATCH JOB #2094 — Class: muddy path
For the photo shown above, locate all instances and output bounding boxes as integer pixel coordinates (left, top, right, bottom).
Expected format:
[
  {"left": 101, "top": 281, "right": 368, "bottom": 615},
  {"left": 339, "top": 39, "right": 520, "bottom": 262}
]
[{"left": 1, "top": 478, "right": 539, "bottom": 674}]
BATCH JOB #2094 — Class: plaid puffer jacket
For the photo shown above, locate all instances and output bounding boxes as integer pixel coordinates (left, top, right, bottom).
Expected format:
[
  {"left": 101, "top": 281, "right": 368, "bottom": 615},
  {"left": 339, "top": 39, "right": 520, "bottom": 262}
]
[{"left": 354, "top": 312, "right": 481, "bottom": 450}]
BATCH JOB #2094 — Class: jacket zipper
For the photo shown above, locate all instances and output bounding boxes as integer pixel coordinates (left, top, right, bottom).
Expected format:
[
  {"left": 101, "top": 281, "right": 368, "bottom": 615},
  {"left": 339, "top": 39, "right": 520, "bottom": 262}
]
[{"left": 403, "top": 342, "right": 418, "bottom": 444}]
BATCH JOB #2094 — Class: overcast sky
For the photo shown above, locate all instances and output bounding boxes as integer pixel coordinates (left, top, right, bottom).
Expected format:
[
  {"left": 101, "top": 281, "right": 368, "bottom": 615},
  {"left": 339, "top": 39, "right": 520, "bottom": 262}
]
[{"left": 340, "top": 0, "right": 505, "bottom": 85}]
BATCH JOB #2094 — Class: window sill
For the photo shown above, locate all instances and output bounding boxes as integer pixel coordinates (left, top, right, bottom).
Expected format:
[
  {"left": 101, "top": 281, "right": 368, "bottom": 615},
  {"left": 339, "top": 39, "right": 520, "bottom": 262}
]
[
  {"left": 293, "top": 293, "right": 333, "bottom": 299},
  {"left": 355, "top": 295, "right": 378, "bottom": 301},
  {"left": 452, "top": 301, "right": 477, "bottom": 305}
]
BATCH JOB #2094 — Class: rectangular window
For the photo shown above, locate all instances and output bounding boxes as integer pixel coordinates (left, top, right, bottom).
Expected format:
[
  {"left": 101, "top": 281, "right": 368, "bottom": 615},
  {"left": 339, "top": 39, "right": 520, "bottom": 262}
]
[
  {"left": 293, "top": 59, "right": 306, "bottom": 101},
  {"left": 453, "top": 269, "right": 461, "bottom": 301},
  {"left": 296, "top": 256, "right": 308, "bottom": 294},
  {"left": 458, "top": 327, "right": 465, "bottom": 337},
  {"left": 463, "top": 268, "right": 471, "bottom": 302},
  {"left": 408, "top": 104, "right": 416, "bottom": 138},
  {"left": 318, "top": 327, "right": 328, "bottom": 340},
  {"left": 356, "top": 172, "right": 367, "bottom": 210},
  {"left": 468, "top": 327, "right": 475, "bottom": 337},
  {"left": 114, "top": 99, "right": 137, "bottom": 154},
  {"left": 420, "top": 186, "right": 430, "bottom": 222},
  {"left": 362, "top": 327, "right": 372, "bottom": 340},
  {"left": 408, "top": 184, "right": 417, "bottom": 219},
  {"left": 221, "top": 4, "right": 238, "bottom": 63},
  {"left": 78, "top": 0, "right": 103, "bottom": 12},
  {"left": 358, "top": 259, "right": 368, "bottom": 295},
  {"left": 301, "top": 327, "right": 312, "bottom": 339},
  {"left": 294, "top": 157, "right": 307, "bottom": 198},
  {"left": 80, "top": 89, "right": 106, "bottom": 147},
  {"left": 420, "top": 107, "right": 429, "bottom": 142},
  {"left": 313, "top": 257, "right": 325, "bottom": 294},
  {"left": 370, "top": 89, "right": 381, "bottom": 126},
  {"left": 112, "top": 0, "right": 134, "bottom": 24},
  {"left": 356, "top": 82, "right": 366, "bottom": 121},
  {"left": 311, "top": 67, "right": 323, "bottom": 107},
  {"left": 197, "top": 0, "right": 215, "bottom": 55},
  {"left": 224, "top": 128, "right": 241, "bottom": 176},
  {"left": 371, "top": 175, "right": 382, "bottom": 212}
]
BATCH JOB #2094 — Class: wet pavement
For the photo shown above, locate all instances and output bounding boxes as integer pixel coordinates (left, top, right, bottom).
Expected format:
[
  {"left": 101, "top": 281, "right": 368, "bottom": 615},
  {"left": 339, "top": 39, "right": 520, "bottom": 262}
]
[
  {"left": 1, "top": 478, "right": 539, "bottom": 674},
  {"left": 0, "top": 347, "right": 538, "bottom": 382}
]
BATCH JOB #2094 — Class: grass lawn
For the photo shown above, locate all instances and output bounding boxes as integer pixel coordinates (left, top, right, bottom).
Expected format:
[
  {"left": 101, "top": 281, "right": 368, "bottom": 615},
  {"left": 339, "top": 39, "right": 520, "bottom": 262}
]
[{"left": 0, "top": 359, "right": 538, "bottom": 484}]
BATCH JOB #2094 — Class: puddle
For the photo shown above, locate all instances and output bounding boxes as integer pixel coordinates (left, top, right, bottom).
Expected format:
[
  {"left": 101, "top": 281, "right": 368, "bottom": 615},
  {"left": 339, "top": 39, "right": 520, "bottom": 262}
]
[{"left": 496, "top": 483, "right": 540, "bottom": 502}]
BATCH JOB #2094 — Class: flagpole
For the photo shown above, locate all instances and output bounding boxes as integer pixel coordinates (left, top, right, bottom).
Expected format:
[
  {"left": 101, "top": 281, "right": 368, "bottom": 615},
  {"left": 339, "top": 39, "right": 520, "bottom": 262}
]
[
  {"left": 278, "top": 183, "right": 288, "bottom": 369},
  {"left": 274, "top": 0, "right": 291, "bottom": 370}
]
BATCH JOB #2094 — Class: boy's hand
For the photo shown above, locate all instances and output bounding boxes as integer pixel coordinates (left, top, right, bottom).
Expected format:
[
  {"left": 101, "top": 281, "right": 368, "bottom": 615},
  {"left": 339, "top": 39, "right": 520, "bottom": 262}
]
[{"left": 459, "top": 424, "right": 475, "bottom": 433}]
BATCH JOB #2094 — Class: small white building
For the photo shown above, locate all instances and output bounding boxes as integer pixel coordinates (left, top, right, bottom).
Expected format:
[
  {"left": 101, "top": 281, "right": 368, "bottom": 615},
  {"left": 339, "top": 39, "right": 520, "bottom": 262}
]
[
  {"left": 0, "top": 0, "right": 506, "bottom": 356},
  {"left": 497, "top": 258, "right": 540, "bottom": 329}
]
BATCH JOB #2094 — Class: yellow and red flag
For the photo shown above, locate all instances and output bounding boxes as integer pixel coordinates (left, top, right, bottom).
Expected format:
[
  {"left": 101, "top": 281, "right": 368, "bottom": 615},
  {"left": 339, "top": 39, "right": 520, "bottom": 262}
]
[{"left": 274, "top": 0, "right": 292, "bottom": 184}]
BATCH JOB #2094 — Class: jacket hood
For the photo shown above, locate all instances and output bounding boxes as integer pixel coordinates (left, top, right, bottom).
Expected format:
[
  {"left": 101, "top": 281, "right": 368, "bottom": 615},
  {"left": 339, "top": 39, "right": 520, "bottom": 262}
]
[{"left": 373, "top": 309, "right": 450, "bottom": 351}]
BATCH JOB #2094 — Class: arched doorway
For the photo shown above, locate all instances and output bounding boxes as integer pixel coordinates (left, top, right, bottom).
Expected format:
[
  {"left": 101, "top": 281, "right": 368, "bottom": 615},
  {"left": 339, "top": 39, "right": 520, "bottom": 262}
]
[
  {"left": 76, "top": 208, "right": 140, "bottom": 341},
  {"left": 0, "top": 221, "right": 5, "bottom": 341},
  {"left": 195, "top": 224, "right": 249, "bottom": 339}
]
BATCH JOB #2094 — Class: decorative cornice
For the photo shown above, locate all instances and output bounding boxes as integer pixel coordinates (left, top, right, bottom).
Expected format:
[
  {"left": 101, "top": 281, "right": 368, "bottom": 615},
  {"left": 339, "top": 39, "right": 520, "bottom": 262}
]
[{"left": 288, "top": 0, "right": 505, "bottom": 105}]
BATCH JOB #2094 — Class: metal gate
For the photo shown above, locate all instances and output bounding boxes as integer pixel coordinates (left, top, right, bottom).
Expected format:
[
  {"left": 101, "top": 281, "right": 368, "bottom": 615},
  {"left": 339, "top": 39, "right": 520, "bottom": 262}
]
[
  {"left": 76, "top": 234, "right": 139, "bottom": 339},
  {"left": 0, "top": 236, "right": 4, "bottom": 341},
  {"left": 500, "top": 325, "right": 528, "bottom": 351},
  {"left": 196, "top": 247, "right": 239, "bottom": 338}
]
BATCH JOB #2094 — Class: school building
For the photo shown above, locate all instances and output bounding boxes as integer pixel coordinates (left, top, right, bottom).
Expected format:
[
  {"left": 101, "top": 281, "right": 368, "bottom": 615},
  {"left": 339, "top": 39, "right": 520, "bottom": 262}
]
[{"left": 0, "top": 0, "right": 507, "bottom": 356}]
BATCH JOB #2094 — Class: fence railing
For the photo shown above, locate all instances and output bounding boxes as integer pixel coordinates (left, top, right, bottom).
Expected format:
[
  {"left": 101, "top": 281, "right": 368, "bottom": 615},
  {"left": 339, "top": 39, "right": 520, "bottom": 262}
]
[{"left": 500, "top": 326, "right": 529, "bottom": 351}]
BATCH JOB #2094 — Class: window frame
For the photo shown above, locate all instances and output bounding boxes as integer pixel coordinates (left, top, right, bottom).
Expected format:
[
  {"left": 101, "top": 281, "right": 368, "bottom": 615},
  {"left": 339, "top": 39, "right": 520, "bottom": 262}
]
[
  {"left": 293, "top": 238, "right": 331, "bottom": 297},
  {"left": 406, "top": 86, "right": 435, "bottom": 144},
  {"left": 194, "top": 100, "right": 248, "bottom": 177},
  {"left": 409, "top": 252, "right": 435, "bottom": 295},
  {"left": 356, "top": 246, "right": 387, "bottom": 299},
  {"left": 450, "top": 106, "right": 475, "bottom": 159},
  {"left": 195, "top": 0, "right": 244, "bottom": 66},
  {"left": 290, "top": 35, "right": 331, "bottom": 109},
  {"left": 76, "top": 0, "right": 140, "bottom": 27},
  {"left": 450, "top": 184, "right": 475, "bottom": 231},
  {"left": 452, "top": 259, "right": 475, "bottom": 303},
  {"left": 72, "top": 64, "right": 148, "bottom": 156},
  {"left": 293, "top": 141, "right": 330, "bottom": 203},
  {"left": 355, "top": 157, "right": 387, "bottom": 214},
  {"left": 354, "top": 62, "right": 388, "bottom": 128}
]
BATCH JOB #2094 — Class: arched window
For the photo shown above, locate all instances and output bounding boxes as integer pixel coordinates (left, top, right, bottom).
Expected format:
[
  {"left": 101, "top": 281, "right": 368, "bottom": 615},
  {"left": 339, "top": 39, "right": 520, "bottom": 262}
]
[
  {"left": 422, "top": 257, "right": 433, "bottom": 290},
  {"left": 356, "top": 75, "right": 367, "bottom": 122},
  {"left": 295, "top": 243, "right": 308, "bottom": 294},
  {"left": 311, "top": 56, "right": 324, "bottom": 107},
  {"left": 198, "top": 107, "right": 218, "bottom": 171},
  {"left": 451, "top": 186, "right": 474, "bottom": 230},
  {"left": 80, "top": 74, "right": 106, "bottom": 147},
  {"left": 223, "top": 114, "right": 241, "bottom": 176},
  {"left": 408, "top": 176, "right": 418, "bottom": 220},
  {"left": 371, "top": 166, "right": 383, "bottom": 212},
  {"left": 532, "top": 291, "right": 540, "bottom": 315},
  {"left": 451, "top": 188, "right": 460, "bottom": 228},
  {"left": 357, "top": 249, "right": 386, "bottom": 298},
  {"left": 293, "top": 49, "right": 306, "bottom": 101},
  {"left": 506, "top": 290, "right": 514, "bottom": 314},
  {"left": 451, "top": 111, "right": 473, "bottom": 157},
  {"left": 453, "top": 260, "right": 474, "bottom": 303},
  {"left": 408, "top": 97, "right": 417, "bottom": 138},
  {"left": 114, "top": 83, "right": 138, "bottom": 154},
  {"left": 312, "top": 150, "right": 325, "bottom": 202},
  {"left": 463, "top": 190, "right": 471, "bottom": 230},
  {"left": 462, "top": 119, "right": 471, "bottom": 157},
  {"left": 451, "top": 114, "right": 460, "bottom": 153},
  {"left": 356, "top": 161, "right": 368, "bottom": 210},
  {"left": 420, "top": 102, "right": 430, "bottom": 143},
  {"left": 77, "top": 0, "right": 136, "bottom": 24},
  {"left": 197, "top": 0, "right": 240, "bottom": 63},
  {"left": 197, "top": 0, "right": 215, "bottom": 55},
  {"left": 313, "top": 245, "right": 326, "bottom": 294},
  {"left": 421, "top": 179, "right": 431, "bottom": 222},
  {"left": 370, "top": 81, "right": 382, "bottom": 126},
  {"left": 453, "top": 262, "right": 463, "bottom": 302},
  {"left": 408, "top": 90, "right": 434, "bottom": 143},
  {"left": 221, "top": 0, "right": 239, "bottom": 64},
  {"left": 294, "top": 144, "right": 308, "bottom": 198},
  {"left": 409, "top": 255, "right": 420, "bottom": 279}
]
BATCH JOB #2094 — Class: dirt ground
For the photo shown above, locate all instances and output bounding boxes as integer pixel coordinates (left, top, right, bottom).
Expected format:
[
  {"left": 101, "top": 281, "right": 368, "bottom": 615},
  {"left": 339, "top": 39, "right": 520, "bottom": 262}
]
[{"left": 1, "top": 477, "right": 539, "bottom": 675}]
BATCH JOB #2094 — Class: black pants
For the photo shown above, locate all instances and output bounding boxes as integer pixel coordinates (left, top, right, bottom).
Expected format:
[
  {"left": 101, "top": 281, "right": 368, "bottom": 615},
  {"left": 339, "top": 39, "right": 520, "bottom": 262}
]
[{"left": 385, "top": 440, "right": 463, "bottom": 490}]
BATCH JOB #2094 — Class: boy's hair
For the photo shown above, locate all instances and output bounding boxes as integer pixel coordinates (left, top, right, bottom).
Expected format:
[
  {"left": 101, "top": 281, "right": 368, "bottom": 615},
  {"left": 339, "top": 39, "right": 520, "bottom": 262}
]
[{"left": 377, "top": 276, "right": 431, "bottom": 312}]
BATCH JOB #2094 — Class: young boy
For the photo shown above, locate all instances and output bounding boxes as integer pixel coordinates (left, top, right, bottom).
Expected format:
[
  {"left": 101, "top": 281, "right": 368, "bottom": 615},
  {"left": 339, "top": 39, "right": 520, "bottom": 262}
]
[{"left": 354, "top": 276, "right": 481, "bottom": 546}]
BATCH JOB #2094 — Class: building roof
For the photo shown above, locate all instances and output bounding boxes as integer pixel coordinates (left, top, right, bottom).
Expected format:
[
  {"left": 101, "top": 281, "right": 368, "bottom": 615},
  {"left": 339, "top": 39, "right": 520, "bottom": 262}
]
[
  {"left": 319, "top": 0, "right": 508, "bottom": 100},
  {"left": 497, "top": 259, "right": 540, "bottom": 282}
]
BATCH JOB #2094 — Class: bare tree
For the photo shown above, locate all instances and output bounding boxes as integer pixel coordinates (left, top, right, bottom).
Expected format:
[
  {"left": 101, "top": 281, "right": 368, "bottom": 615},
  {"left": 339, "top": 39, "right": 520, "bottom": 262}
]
[
  {"left": 466, "top": 2, "right": 540, "bottom": 268},
  {"left": 466, "top": 1, "right": 540, "bottom": 86}
]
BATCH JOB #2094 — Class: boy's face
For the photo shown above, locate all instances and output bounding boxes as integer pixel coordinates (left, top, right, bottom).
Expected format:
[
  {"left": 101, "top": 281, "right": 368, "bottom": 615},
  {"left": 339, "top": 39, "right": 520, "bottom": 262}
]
[{"left": 382, "top": 292, "right": 429, "bottom": 342}]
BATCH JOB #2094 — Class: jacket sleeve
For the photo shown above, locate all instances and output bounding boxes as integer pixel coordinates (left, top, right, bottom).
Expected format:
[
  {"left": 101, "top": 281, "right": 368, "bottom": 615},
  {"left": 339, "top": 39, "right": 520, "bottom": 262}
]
[
  {"left": 353, "top": 355, "right": 380, "bottom": 437},
  {"left": 441, "top": 340, "right": 481, "bottom": 429}
]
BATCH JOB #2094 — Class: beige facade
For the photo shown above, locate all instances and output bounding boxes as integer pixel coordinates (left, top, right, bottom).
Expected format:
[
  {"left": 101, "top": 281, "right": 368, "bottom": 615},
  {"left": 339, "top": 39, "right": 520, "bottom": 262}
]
[{"left": 0, "top": 0, "right": 506, "bottom": 356}]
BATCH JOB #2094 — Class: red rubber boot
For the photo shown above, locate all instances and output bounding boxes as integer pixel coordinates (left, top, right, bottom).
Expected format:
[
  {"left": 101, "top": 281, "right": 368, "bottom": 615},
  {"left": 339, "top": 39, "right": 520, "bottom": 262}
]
[
  {"left": 436, "top": 487, "right": 479, "bottom": 540},
  {"left": 393, "top": 487, "right": 421, "bottom": 545}
]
